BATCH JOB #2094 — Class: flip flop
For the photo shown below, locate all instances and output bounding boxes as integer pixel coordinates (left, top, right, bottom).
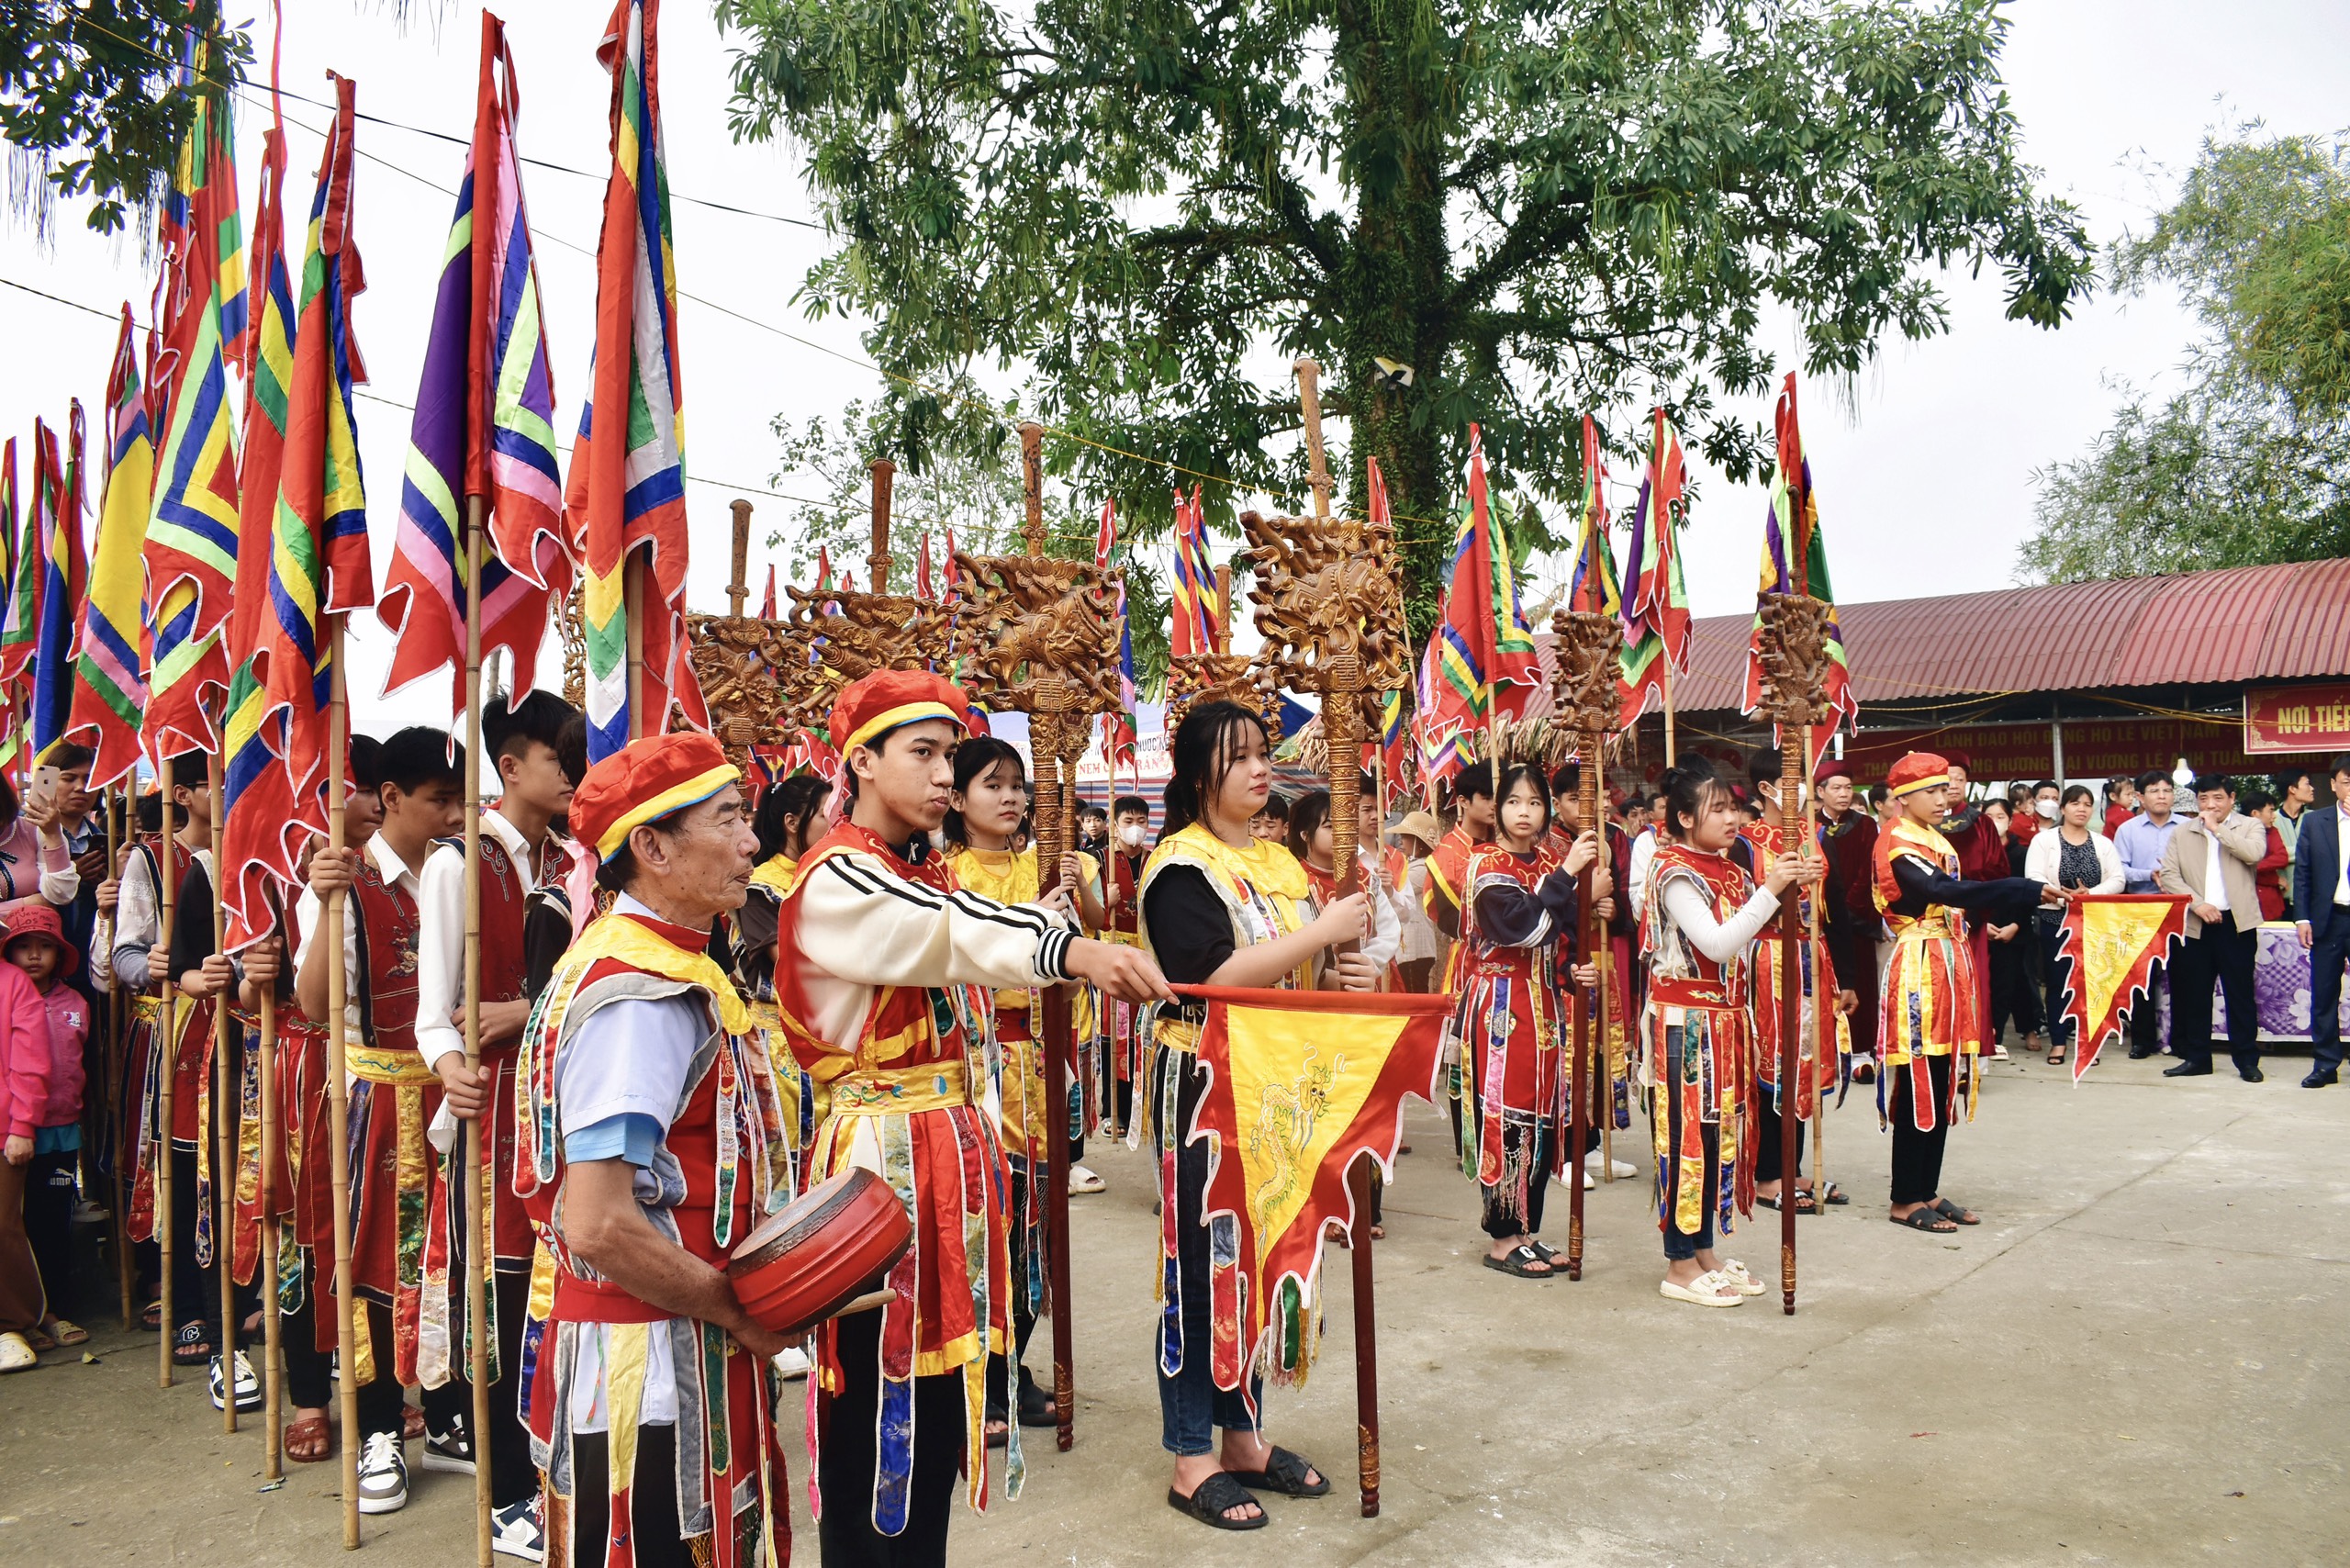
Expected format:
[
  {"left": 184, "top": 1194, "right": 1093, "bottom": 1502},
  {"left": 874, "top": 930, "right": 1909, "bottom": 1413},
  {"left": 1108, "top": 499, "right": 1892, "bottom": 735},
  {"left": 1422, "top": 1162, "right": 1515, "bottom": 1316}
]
[
  {"left": 1931, "top": 1198, "right": 1981, "bottom": 1226},
  {"left": 1482, "top": 1244, "right": 1554, "bottom": 1279},
  {"left": 286, "top": 1415, "right": 334, "bottom": 1463},
  {"left": 1168, "top": 1473, "right": 1267, "bottom": 1530},
  {"left": 1890, "top": 1208, "right": 1957, "bottom": 1233},
  {"left": 1225, "top": 1445, "right": 1330, "bottom": 1497},
  {"left": 173, "top": 1320, "right": 213, "bottom": 1366}
]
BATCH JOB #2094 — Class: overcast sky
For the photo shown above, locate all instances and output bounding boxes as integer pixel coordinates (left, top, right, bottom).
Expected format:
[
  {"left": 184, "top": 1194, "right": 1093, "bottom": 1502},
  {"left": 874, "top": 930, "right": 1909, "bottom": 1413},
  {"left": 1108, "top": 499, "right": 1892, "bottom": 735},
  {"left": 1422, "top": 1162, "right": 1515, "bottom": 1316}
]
[{"left": 3, "top": 0, "right": 2346, "bottom": 735}]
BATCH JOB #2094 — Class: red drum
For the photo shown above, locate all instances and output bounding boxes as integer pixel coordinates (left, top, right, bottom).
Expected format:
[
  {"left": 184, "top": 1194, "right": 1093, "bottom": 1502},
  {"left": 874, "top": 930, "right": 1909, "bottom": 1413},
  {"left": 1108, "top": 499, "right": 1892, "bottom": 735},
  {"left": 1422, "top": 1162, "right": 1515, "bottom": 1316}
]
[{"left": 726, "top": 1168, "right": 913, "bottom": 1338}]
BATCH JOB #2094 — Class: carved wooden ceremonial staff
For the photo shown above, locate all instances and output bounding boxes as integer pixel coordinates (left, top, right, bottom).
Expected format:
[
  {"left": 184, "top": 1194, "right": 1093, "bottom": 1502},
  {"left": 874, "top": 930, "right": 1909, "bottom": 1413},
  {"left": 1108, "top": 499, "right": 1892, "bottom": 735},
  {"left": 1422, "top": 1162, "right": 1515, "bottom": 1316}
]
[
  {"left": 1754, "top": 587, "right": 1834, "bottom": 1316},
  {"left": 1242, "top": 359, "right": 1409, "bottom": 1516},
  {"left": 681, "top": 499, "right": 804, "bottom": 769},
  {"left": 949, "top": 423, "right": 1123, "bottom": 1454},
  {"left": 1548, "top": 608, "right": 1623, "bottom": 1283}
]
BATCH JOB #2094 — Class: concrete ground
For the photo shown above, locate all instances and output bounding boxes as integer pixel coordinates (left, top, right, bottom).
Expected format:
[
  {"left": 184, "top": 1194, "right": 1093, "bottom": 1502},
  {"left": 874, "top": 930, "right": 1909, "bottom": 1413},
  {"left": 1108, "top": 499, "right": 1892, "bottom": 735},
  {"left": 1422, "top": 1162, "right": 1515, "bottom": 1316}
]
[{"left": 6, "top": 1046, "right": 2347, "bottom": 1566}]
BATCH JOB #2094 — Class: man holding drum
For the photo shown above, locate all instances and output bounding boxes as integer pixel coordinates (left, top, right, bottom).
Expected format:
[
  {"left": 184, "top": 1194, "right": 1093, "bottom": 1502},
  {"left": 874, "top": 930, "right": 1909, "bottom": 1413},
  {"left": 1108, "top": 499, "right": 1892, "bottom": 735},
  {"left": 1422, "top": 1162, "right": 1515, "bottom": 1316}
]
[{"left": 513, "top": 731, "right": 795, "bottom": 1568}]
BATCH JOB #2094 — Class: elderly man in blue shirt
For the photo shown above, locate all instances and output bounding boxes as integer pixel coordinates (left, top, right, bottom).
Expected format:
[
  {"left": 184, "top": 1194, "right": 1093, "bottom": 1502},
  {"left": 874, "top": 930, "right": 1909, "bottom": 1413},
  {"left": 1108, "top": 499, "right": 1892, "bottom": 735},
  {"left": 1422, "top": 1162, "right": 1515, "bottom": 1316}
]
[{"left": 2112, "top": 772, "right": 2183, "bottom": 1058}]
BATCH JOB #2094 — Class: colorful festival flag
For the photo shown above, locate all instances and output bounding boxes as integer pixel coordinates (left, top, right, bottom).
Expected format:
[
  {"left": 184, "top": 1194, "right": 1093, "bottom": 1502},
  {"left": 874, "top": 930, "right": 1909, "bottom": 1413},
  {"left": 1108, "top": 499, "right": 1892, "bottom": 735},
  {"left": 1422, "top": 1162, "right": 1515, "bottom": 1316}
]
[
  {"left": 563, "top": 0, "right": 705, "bottom": 761},
  {"left": 0, "top": 434, "right": 42, "bottom": 703},
  {"left": 1169, "top": 483, "right": 1217, "bottom": 658},
  {"left": 1182, "top": 984, "right": 1450, "bottom": 1402},
  {"left": 1617, "top": 407, "right": 1690, "bottom": 724},
  {"left": 759, "top": 562, "right": 776, "bottom": 620},
  {"left": 258, "top": 74, "right": 371, "bottom": 840},
  {"left": 143, "top": 47, "right": 245, "bottom": 759},
  {"left": 1741, "top": 375, "right": 1855, "bottom": 754},
  {"left": 1566, "top": 414, "right": 1622, "bottom": 619},
  {"left": 915, "top": 531, "right": 935, "bottom": 600},
  {"left": 30, "top": 409, "right": 89, "bottom": 757},
  {"left": 380, "top": 13, "right": 568, "bottom": 716},
  {"left": 1418, "top": 426, "right": 1540, "bottom": 785},
  {"left": 2054, "top": 894, "right": 2188, "bottom": 1081},
  {"left": 1094, "top": 498, "right": 1137, "bottom": 769},
  {"left": 218, "top": 106, "right": 306, "bottom": 952},
  {"left": 68, "top": 310, "right": 158, "bottom": 790}
]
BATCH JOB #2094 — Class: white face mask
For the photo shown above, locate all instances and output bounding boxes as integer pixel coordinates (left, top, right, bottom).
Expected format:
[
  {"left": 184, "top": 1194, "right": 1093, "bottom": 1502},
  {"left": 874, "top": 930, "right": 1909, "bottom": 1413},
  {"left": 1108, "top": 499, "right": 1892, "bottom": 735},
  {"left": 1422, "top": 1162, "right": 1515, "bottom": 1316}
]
[
  {"left": 1118, "top": 823, "right": 1147, "bottom": 848},
  {"left": 2036, "top": 799, "right": 2059, "bottom": 820}
]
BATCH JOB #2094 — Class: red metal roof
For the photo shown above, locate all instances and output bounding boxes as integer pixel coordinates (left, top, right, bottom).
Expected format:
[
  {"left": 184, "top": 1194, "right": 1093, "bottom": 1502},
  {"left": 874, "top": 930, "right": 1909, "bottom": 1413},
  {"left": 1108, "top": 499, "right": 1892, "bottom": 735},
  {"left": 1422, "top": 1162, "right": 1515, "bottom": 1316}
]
[{"left": 1524, "top": 558, "right": 2350, "bottom": 715}]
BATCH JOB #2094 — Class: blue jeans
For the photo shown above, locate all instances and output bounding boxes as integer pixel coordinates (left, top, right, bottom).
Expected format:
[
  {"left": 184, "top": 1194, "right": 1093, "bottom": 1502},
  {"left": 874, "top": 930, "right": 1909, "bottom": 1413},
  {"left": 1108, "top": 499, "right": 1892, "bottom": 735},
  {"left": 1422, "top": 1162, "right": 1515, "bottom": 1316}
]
[{"left": 1153, "top": 1043, "right": 1262, "bottom": 1457}]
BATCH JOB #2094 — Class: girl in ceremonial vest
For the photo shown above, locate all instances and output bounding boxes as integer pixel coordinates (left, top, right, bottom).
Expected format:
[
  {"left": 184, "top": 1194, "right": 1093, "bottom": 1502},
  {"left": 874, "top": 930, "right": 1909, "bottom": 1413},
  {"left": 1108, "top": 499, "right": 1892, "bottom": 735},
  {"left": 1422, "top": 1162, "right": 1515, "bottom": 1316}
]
[
  {"left": 1735, "top": 750, "right": 1854, "bottom": 1215},
  {"left": 1139, "top": 700, "right": 1375, "bottom": 1532},
  {"left": 1453, "top": 765, "right": 1602, "bottom": 1279},
  {"left": 941, "top": 734, "right": 1104, "bottom": 1446},
  {"left": 1873, "top": 752, "right": 2061, "bottom": 1234},
  {"left": 1641, "top": 763, "right": 1821, "bottom": 1307},
  {"left": 295, "top": 727, "right": 467, "bottom": 1515},
  {"left": 1102, "top": 793, "right": 1154, "bottom": 1134},
  {"left": 771, "top": 670, "right": 1165, "bottom": 1567}
]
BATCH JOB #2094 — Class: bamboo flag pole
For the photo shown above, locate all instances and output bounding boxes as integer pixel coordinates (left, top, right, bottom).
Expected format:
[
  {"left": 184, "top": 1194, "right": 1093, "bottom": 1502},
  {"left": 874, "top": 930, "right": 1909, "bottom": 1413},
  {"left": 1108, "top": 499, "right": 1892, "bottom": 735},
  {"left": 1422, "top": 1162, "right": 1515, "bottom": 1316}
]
[
  {"left": 462, "top": 493, "right": 495, "bottom": 1565},
  {"left": 1802, "top": 730, "right": 1827, "bottom": 1201},
  {"left": 208, "top": 754, "right": 237, "bottom": 1435},
  {"left": 323, "top": 622, "right": 362, "bottom": 1548},
  {"left": 1662, "top": 651, "right": 1677, "bottom": 767},
  {"left": 625, "top": 552, "right": 646, "bottom": 743},
  {"left": 258, "top": 962, "right": 283, "bottom": 1479},
  {"left": 157, "top": 776, "right": 177, "bottom": 1390},
  {"left": 106, "top": 788, "right": 132, "bottom": 1330}
]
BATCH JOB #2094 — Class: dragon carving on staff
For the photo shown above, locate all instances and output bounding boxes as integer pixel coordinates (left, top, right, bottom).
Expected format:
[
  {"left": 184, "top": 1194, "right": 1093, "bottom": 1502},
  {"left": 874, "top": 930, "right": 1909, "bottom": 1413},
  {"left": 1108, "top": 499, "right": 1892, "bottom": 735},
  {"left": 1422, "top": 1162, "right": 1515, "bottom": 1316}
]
[
  {"left": 945, "top": 550, "right": 1123, "bottom": 722},
  {"left": 1752, "top": 592, "right": 1838, "bottom": 732},
  {"left": 1547, "top": 606, "right": 1626, "bottom": 740},
  {"left": 1165, "top": 652, "right": 1284, "bottom": 741},
  {"left": 763, "top": 582, "right": 956, "bottom": 738},
  {"left": 1240, "top": 510, "right": 1410, "bottom": 702},
  {"left": 680, "top": 611, "right": 800, "bottom": 753}
]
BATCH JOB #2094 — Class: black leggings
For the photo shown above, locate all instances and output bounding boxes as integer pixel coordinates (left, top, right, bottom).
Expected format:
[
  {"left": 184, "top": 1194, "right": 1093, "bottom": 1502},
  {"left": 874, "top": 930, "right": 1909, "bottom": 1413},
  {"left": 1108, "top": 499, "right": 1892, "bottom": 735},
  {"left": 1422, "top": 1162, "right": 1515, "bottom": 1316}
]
[
  {"left": 1479, "top": 1117, "right": 1551, "bottom": 1241},
  {"left": 818, "top": 1307, "right": 967, "bottom": 1568},
  {"left": 1751, "top": 1093, "right": 1807, "bottom": 1186},
  {"left": 570, "top": 1425, "right": 688, "bottom": 1568},
  {"left": 1889, "top": 1056, "right": 1956, "bottom": 1206},
  {"left": 279, "top": 1250, "right": 335, "bottom": 1411}
]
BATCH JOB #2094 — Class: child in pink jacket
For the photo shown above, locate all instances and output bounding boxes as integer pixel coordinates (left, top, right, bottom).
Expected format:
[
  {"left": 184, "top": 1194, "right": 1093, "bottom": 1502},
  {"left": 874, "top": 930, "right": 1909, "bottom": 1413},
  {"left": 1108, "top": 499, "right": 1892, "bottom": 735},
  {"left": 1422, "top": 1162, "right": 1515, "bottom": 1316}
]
[{"left": 0, "top": 901, "right": 88, "bottom": 1369}]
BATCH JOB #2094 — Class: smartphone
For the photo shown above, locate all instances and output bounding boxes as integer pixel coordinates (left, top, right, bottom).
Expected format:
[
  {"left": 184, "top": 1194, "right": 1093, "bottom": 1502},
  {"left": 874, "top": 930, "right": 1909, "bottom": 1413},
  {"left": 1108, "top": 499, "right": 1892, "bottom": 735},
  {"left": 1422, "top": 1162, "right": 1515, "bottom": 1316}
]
[{"left": 27, "top": 765, "right": 60, "bottom": 812}]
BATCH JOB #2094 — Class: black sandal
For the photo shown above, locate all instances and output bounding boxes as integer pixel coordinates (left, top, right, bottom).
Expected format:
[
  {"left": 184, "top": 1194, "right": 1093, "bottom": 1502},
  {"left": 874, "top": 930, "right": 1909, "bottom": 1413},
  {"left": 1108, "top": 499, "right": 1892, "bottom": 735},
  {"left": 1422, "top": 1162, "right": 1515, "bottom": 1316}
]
[
  {"left": 1890, "top": 1208, "right": 1957, "bottom": 1233},
  {"left": 1226, "top": 1445, "right": 1330, "bottom": 1498},
  {"left": 1817, "top": 1182, "right": 1849, "bottom": 1205},
  {"left": 1015, "top": 1368, "right": 1058, "bottom": 1428},
  {"left": 1168, "top": 1473, "right": 1267, "bottom": 1530},
  {"left": 173, "top": 1319, "right": 213, "bottom": 1365},
  {"left": 1756, "top": 1191, "right": 1818, "bottom": 1215},
  {"left": 1930, "top": 1198, "right": 1981, "bottom": 1226},
  {"left": 1481, "top": 1244, "right": 1554, "bottom": 1278}
]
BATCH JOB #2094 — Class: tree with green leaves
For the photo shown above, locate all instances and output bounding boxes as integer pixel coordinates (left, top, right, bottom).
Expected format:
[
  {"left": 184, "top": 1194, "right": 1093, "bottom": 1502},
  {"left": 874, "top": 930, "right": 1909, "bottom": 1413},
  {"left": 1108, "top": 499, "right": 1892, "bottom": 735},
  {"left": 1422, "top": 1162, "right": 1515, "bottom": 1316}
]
[
  {"left": 718, "top": 0, "right": 2090, "bottom": 622},
  {"left": 1, "top": 1, "right": 252, "bottom": 238},
  {"left": 2022, "top": 130, "right": 2350, "bottom": 582}
]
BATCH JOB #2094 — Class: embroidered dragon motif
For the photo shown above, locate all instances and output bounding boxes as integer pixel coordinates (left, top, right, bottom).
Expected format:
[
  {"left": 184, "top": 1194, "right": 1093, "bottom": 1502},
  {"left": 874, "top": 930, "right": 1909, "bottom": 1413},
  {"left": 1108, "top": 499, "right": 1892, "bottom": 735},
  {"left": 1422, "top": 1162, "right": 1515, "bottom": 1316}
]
[{"left": 1248, "top": 1047, "right": 1346, "bottom": 1227}]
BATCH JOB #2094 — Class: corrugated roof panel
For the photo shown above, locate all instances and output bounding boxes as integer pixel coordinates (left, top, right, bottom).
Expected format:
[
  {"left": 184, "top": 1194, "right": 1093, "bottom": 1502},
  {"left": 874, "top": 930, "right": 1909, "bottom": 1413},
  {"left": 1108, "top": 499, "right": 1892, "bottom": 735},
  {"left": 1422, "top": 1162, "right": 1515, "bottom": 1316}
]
[
  {"left": 2255, "top": 557, "right": 2350, "bottom": 679},
  {"left": 2108, "top": 564, "right": 2292, "bottom": 687}
]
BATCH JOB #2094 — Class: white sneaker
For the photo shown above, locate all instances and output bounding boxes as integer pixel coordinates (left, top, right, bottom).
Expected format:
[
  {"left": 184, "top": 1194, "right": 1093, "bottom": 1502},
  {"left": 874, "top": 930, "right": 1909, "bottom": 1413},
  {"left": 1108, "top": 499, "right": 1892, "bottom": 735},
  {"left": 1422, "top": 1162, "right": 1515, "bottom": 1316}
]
[
  {"left": 71, "top": 1197, "right": 108, "bottom": 1224},
  {"left": 421, "top": 1415, "right": 476, "bottom": 1474},
  {"left": 490, "top": 1494, "right": 546, "bottom": 1561},
  {"left": 1583, "top": 1150, "right": 1638, "bottom": 1179},
  {"left": 771, "top": 1345, "right": 812, "bottom": 1381},
  {"left": 1067, "top": 1163, "right": 1106, "bottom": 1195},
  {"left": 208, "top": 1350, "right": 263, "bottom": 1412},
  {"left": 356, "top": 1430, "right": 408, "bottom": 1515},
  {"left": 1579, "top": 1167, "right": 1595, "bottom": 1191}
]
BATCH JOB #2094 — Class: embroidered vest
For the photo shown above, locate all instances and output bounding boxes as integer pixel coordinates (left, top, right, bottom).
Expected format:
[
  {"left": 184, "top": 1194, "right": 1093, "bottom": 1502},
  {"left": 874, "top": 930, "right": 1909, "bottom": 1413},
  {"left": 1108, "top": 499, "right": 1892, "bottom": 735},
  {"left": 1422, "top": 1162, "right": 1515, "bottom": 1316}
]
[
  {"left": 352, "top": 858, "right": 422, "bottom": 1056},
  {"left": 1642, "top": 845, "right": 1751, "bottom": 1011}
]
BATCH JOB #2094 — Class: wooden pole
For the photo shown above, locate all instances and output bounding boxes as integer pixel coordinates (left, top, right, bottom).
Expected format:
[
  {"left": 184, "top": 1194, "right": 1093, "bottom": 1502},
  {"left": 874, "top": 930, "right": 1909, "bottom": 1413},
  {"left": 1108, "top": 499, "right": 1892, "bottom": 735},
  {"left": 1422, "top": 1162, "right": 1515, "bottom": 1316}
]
[
  {"left": 1016, "top": 424, "right": 1044, "bottom": 554},
  {"left": 727, "top": 498, "right": 753, "bottom": 617},
  {"left": 1583, "top": 753, "right": 1613, "bottom": 1192},
  {"left": 1347, "top": 1154, "right": 1382, "bottom": 1518},
  {"left": 462, "top": 493, "right": 495, "bottom": 1564},
  {"left": 1776, "top": 745, "right": 1802, "bottom": 1316},
  {"left": 867, "top": 460, "right": 896, "bottom": 591},
  {"left": 209, "top": 754, "right": 237, "bottom": 1434},
  {"left": 106, "top": 788, "right": 132, "bottom": 1329},
  {"left": 1662, "top": 650, "right": 1677, "bottom": 768},
  {"left": 324, "top": 622, "right": 362, "bottom": 1548},
  {"left": 1803, "top": 730, "right": 1827, "bottom": 1204},
  {"left": 1293, "top": 358, "right": 1333, "bottom": 522},
  {"left": 258, "top": 981, "right": 283, "bottom": 1479},
  {"left": 624, "top": 553, "right": 646, "bottom": 742},
  {"left": 1037, "top": 704, "right": 1077, "bottom": 1453},
  {"left": 1213, "top": 566, "right": 1232, "bottom": 656},
  {"left": 1565, "top": 761, "right": 1592, "bottom": 1282},
  {"left": 156, "top": 774, "right": 176, "bottom": 1390}
]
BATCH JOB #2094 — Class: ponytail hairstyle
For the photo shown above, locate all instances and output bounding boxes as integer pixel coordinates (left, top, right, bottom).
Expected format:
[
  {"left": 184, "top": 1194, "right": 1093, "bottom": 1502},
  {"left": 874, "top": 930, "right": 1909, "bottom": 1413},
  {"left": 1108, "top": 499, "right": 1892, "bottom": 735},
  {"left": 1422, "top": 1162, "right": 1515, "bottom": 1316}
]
[
  {"left": 1162, "top": 700, "right": 1271, "bottom": 839},
  {"left": 755, "top": 773, "right": 833, "bottom": 862},
  {"left": 1286, "top": 789, "right": 1334, "bottom": 865},
  {"left": 1661, "top": 760, "right": 1730, "bottom": 845},
  {"left": 943, "top": 735, "right": 1027, "bottom": 848}
]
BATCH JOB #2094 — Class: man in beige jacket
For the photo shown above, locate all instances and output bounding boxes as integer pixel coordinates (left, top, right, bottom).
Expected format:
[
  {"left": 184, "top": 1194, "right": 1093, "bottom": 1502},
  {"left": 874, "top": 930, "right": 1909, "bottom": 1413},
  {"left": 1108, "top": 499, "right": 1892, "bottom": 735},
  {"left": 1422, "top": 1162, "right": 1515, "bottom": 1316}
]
[{"left": 2157, "top": 775, "right": 2271, "bottom": 1081}]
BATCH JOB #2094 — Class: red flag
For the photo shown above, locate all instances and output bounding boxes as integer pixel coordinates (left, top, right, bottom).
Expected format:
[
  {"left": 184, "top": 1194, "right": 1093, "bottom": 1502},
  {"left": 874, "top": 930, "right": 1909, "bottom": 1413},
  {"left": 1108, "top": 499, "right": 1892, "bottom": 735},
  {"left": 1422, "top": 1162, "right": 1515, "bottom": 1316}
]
[
  {"left": 1094, "top": 495, "right": 1116, "bottom": 569},
  {"left": 759, "top": 562, "right": 776, "bottom": 619},
  {"left": 2055, "top": 895, "right": 2189, "bottom": 1081},
  {"left": 916, "top": 532, "right": 934, "bottom": 599}
]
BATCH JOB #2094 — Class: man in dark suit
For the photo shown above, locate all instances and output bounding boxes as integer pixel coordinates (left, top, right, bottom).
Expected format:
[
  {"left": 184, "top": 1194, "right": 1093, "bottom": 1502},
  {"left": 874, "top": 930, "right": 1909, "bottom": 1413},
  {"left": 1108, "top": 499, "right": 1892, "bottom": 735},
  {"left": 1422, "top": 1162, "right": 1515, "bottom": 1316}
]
[{"left": 2292, "top": 754, "right": 2350, "bottom": 1088}]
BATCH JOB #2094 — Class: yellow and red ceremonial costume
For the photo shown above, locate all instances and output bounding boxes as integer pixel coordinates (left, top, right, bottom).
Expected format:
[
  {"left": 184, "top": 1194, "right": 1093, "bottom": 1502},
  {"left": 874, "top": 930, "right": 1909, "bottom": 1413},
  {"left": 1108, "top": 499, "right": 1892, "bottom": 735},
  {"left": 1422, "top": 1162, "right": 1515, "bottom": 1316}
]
[
  {"left": 335, "top": 851, "right": 442, "bottom": 1386},
  {"left": 1453, "top": 842, "right": 1567, "bottom": 1218},
  {"left": 774, "top": 820, "right": 1016, "bottom": 1515},
  {"left": 1101, "top": 847, "right": 1147, "bottom": 1118},
  {"left": 1873, "top": 814, "right": 1983, "bottom": 1131},
  {"left": 1639, "top": 843, "right": 1757, "bottom": 1237},
  {"left": 744, "top": 850, "right": 816, "bottom": 1193},
  {"left": 948, "top": 842, "right": 1096, "bottom": 1325},
  {"left": 270, "top": 900, "right": 337, "bottom": 1352},
  {"left": 1137, "top": 824, "right": 1312, "bottom": 1391},
  {"left": 1739, "top": 819, "right": 1847, "bottom": 1121},
  {"left": 123, "top": 837, "right": 214, "bottom": 1249},
  {"left": 515, "top": 902, "right": 790, "bottom": 1568}
]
